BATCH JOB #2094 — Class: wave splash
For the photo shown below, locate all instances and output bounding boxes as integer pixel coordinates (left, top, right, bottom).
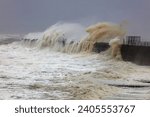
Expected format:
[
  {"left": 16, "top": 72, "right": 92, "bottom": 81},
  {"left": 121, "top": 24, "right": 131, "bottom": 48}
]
[{"left": 23, "top": 22, "right": 126, "bottom": 54}]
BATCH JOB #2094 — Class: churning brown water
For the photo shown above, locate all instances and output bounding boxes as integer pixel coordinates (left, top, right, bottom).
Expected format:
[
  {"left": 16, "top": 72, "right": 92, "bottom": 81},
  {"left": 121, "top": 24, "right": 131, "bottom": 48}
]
[{"left": 0, "top": 22, "right": 150, "bottom": 99}]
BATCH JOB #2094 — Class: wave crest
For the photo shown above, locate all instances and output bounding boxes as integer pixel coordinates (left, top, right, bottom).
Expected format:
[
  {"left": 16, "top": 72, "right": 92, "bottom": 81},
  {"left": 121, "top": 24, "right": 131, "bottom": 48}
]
[{"left": 23, "top": 22, "right": 126, "bottom": 54}]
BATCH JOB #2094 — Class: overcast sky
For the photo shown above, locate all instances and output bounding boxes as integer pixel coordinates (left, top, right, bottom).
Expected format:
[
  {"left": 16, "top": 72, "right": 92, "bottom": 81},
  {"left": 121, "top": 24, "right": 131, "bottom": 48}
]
[{"left": 0, "top": 0, "right": 149, "bottom": 40}]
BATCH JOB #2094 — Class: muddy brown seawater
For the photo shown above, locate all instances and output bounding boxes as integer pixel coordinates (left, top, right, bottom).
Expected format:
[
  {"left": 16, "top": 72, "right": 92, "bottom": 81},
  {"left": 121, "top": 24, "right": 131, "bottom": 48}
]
[{"left": 0, "top": 41, "right": 150, "bottom": 99}]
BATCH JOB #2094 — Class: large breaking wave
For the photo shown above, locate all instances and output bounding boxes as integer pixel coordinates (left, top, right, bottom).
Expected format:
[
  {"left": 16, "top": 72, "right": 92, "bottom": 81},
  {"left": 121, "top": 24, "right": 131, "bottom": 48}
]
[{"left": 22, "top": 22, "right": 125, "bottom": 55}]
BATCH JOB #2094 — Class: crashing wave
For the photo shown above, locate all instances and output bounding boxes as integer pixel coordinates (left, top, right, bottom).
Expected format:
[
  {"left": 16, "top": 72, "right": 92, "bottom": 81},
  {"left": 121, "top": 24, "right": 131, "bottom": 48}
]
[{"left": 22, "top": 22, "right": 126, "bottom": 55}]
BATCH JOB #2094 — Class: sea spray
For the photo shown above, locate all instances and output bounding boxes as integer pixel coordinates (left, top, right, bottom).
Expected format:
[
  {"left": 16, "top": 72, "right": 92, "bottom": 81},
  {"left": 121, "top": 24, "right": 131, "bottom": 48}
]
[
  {"left": 22, "top": 22, "right": 126, "bottom": 55},
  {"left": 83, "top": 22, "right": 125, "bottom": 53},
  {"left": 109, "top": 37, "right": 122, "bottom": 58},
  {"left": 37, "top": 22, "right": 88, "bottom": 53},
  {"left": 22, "top": 32, "right": 43, "bottom": 47},
  {"left": 86, "top": 22, "right": 125, "bottom": 42}
]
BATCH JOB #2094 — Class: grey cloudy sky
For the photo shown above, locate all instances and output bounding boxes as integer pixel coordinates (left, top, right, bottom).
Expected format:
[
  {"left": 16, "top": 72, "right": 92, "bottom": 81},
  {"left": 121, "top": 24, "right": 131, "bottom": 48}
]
[{"left": 0, "top": 0, "right": 149, "bottom": 40}]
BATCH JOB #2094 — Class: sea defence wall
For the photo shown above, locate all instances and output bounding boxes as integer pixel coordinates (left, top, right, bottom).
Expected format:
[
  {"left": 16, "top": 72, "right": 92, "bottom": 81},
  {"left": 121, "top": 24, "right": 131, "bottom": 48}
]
[
  {"left": 121, "top": 36, "right": 150, "bottom": 65},
  {"left": 121, "top": 45, "right": 150, "bottom": 65},
  {"left": 93, "top": 36, "right": 150, "bottom": 65}
]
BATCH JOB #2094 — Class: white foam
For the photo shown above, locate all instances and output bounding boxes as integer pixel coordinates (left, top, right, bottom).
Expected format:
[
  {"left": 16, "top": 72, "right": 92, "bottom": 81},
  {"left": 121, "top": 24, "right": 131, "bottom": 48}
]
[
  {"left": 0, "top": 43, "right": 150, "bottom": 99},
  {"left": 23, "top": 32, "right": 43, "bottom": 40}
]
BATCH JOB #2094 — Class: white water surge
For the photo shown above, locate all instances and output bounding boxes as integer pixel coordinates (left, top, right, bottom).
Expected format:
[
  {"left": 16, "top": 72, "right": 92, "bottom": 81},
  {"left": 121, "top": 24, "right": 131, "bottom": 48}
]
[{"left": 0, "top": 22, "right": 150, "bottom": 99}]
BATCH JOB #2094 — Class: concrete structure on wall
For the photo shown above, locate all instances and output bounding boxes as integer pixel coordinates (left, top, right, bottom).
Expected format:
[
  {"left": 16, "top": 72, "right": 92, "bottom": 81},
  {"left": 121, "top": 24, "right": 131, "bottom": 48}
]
[{"left": 93, "top": 36, "right": 150, "bottom": 65}]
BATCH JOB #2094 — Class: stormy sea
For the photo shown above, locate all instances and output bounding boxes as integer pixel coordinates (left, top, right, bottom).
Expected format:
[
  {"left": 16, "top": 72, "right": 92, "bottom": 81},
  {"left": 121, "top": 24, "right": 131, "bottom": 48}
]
[{"left": 0, "top": 22, "right": 150, "bottom": 100}]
